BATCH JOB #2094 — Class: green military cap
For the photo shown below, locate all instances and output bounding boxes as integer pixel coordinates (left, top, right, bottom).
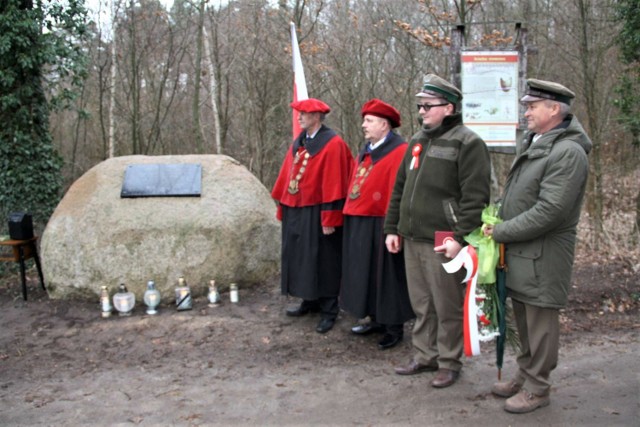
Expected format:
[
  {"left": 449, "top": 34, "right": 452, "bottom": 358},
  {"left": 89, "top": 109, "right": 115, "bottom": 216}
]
[
  {"left": 521, "top": 78, "right": 575, "bottom": 105},
  {"left": 415, "top": 73, "right": 462, "bottom": 104}
]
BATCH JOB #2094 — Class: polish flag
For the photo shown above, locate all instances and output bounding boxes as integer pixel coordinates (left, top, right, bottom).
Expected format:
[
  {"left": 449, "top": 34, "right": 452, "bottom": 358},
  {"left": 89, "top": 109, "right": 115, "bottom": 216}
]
[
  {"left": 290, "top": 22, "right": 308, "bottom": 139},
  {"left": 442, "top": 245, "right": 482, "bottom": 357}
]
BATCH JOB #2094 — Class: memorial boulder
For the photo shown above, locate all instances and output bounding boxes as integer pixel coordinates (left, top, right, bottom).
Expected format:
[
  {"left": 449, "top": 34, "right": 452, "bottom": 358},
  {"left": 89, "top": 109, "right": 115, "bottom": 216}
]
[{"left": 41, "top": 155, "right": 280, "bottom": 300}]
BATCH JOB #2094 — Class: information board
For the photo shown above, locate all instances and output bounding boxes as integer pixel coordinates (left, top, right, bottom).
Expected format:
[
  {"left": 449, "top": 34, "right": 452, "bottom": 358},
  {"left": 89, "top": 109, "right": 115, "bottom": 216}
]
[{"left": 461, "top": 51, "right": 519, "bottom": 148}]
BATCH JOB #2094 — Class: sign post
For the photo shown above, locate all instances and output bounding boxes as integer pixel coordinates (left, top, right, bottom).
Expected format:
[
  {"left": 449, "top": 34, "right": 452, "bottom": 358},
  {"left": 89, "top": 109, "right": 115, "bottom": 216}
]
[{"left": 461, "top": 51, "right": 519, "bottom": 150}]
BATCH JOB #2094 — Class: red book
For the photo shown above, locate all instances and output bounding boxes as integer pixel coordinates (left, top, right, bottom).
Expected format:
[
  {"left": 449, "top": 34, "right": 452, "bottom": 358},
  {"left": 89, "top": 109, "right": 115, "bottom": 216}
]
[{"left": 435, "top": 231, "right": 455, "bottom": 247}]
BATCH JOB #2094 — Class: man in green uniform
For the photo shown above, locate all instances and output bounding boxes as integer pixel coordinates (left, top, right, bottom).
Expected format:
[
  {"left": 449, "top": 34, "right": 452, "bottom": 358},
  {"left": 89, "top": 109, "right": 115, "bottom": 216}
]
[
  {"left": 384, "top": 74, "right": 491, "bottom": 388},
  {"left": 484, "top": 79, "right": 591, "bottom": 413}
]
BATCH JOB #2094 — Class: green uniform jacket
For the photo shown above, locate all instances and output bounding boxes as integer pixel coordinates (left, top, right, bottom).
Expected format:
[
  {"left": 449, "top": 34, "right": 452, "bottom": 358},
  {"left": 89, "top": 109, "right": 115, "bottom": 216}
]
[
  {"left": 384, "top": 113, "right": 491, "bottom": 244},
  {"left": 493, "top": 114, "right": 591, "bottom": 309}
]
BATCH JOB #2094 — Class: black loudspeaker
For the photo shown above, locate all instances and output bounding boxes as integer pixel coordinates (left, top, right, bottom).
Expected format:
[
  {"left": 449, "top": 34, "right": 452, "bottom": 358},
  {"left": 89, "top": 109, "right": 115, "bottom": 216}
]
[{"left": 8, "top": 212, "right": 34, "bottom": 240}]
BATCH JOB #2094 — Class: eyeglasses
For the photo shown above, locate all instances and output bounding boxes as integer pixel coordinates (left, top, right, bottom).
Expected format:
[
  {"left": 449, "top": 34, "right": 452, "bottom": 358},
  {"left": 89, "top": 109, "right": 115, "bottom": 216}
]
[{"left": 416, "top": 103, "right": 449, "bottom": 112}]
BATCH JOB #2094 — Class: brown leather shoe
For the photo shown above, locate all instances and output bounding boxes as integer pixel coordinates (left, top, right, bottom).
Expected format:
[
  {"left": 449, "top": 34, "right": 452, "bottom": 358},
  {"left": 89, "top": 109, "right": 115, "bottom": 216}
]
[
  {"left": 430, "top": 368, "right": 460, "bottom": 388},
  {"left": 394, "top": 360, "right": 438, "bottom": 375},
  {"left": 504, "top": 389, "right": 550, "bottom": 414},
  {"left": 491, "top": 380, "right": 523, "bottom": 398}
]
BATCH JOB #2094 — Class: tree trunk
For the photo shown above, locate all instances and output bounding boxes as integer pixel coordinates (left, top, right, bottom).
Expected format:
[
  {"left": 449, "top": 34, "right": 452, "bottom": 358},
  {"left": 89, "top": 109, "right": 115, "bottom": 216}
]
[
  {"left": 577, "top": 0, "right": 604, "bottom": 242},
  {"left": 108, "top": 0, "right": 119, "bottom": 158},
  {"left": 203, "top": 26, "right": 221, "bottom": 154},
  {"left": 635, "top": 191, "right": 640, "bottom": 235},
  {"left": 191, "top": 0, "right": 206, "bottom": 154},
  {"left": 127, "top": 0, "right": 142, "bottom": 155}
]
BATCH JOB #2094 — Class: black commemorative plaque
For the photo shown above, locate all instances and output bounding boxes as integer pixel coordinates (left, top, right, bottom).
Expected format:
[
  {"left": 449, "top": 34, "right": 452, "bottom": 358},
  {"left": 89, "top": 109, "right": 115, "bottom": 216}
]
[{"left": 121, "top": 163, "right": 202, "bottom": 198}]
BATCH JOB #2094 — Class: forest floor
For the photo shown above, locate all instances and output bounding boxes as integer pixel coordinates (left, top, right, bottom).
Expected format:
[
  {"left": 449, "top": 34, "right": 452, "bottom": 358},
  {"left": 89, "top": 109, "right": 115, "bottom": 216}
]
[{"left": 0, "top": 256, "right": 638, "bottom": 426}]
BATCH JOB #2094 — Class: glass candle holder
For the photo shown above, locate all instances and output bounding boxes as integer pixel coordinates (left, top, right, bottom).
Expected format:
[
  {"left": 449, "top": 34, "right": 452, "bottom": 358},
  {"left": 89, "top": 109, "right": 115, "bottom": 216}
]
[
  {"left": 143, "top": 280, "right": 161, "bottom": 315},
  {"left": 100, "top": 285, "right": 112, "bottom": 318},
  {"left": 207, "top": 280, "right": 220, "bottom": 307},
  {"left": 229, "top": 283, "right": 239, "bottom": 303},
  {"left": 113, "top": 283, "right": 135, "bottom": 316},
  {"left": 175, "top": 276, "right": 192, "bottom": 311}
]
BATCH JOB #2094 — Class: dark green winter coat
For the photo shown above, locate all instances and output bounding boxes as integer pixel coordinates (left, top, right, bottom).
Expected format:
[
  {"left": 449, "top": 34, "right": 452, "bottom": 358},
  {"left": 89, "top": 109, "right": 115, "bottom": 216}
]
[
  {"left": 384, "top": 113, "right": 491, "bottom": 244},
  {"left": 493, "top": 114, "right": 591, "bottom": 309}
]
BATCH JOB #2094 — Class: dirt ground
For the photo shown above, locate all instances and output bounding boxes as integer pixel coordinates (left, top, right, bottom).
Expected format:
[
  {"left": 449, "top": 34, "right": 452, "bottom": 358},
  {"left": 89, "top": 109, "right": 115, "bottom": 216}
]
[{"left": 0, "top": 260, "right": 638, "bottom": 426}]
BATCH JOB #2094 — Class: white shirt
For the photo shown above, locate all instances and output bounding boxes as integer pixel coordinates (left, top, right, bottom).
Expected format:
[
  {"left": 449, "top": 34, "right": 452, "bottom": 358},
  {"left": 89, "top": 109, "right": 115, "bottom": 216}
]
[{"left": 368, "top": 135, "right": 387, "bottom": 151}]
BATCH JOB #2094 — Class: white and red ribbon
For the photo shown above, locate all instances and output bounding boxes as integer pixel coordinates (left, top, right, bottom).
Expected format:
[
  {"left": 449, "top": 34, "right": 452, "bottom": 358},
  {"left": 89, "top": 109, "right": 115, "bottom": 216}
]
[
  {"left": 442, "top": 245, "right": 481, "bottom": 356},
  {"left": 409, "top": 144, "right": 422, "bottom": 170}
]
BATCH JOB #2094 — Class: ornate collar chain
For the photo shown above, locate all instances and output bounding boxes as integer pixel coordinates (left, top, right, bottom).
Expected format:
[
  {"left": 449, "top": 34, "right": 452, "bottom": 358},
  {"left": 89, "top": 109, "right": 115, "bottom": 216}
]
[
  {"left": 349, "top": 156, "right": 373, "bottom": 200},
  {"left": 287, "top": 147, "right": 309, "bottom": 194}
]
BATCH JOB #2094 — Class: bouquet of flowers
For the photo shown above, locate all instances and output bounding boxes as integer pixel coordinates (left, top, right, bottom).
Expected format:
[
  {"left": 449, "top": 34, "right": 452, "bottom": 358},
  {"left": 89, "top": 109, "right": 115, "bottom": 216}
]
[
  {"left": 464, "top": 204, "right": 504, "bottom": 342},
  {"left": 442, "top": 204, "right": 518, "bottom": 375}
]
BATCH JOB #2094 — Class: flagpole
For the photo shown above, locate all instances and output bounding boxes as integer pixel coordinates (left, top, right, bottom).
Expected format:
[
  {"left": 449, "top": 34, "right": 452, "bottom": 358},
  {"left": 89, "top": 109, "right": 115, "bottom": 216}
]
[{"left": 290, "top": 22, "right": 309, "bottom": 140}]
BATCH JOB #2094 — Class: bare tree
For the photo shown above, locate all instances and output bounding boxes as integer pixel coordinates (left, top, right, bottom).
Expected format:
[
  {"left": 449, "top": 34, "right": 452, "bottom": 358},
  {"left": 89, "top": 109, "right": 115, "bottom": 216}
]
[
  {"left": 109, "top": 0, "right": 121, "bottom": 158},
  {"left": 203, "top": 25, "right": 222, "bottom": 154},
  {"left": 529, "top": 0, "right": 622, "bottom": 243},
  {"left": 45, "top": 0, "right": 638, "bottom": 252},
  {"left": 191, "top": 0, "right": 206, "bottom": 153},
  {"left": 113, "top": 0, "right": 191, "bottom": 155}
]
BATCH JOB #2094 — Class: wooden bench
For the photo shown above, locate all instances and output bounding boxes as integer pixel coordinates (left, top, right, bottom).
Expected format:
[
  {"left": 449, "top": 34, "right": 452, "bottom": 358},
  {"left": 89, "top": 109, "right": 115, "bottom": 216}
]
[{"left": 0, "top": 236, "right": 46, "bottom": 300}]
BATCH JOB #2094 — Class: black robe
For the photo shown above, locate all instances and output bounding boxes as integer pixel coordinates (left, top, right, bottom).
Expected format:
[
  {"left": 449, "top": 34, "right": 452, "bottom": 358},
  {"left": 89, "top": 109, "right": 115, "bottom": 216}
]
[
  {"left": 340, "top": 132, "right": 414, "bottom": 325},
  {"left": 281, "top": 204, "right": 343, "bottom": 300},
  {"left": 340, "top": 216, "right": 414, "bottom": 324}
]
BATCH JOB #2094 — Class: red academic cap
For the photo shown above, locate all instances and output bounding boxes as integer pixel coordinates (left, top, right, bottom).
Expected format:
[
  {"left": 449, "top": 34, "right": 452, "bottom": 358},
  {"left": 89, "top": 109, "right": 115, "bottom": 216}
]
[
  {"left": 290, "top": 98, "right": 331, "bottom": 114},
  {"left": 361, "top": 98, "right": 401, "bottom": 128}
]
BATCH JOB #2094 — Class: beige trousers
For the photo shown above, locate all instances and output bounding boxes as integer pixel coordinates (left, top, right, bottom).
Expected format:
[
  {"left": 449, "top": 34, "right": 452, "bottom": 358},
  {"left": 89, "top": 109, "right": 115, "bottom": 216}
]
[
  {"left": 512, "top": 299, "right": 559, "bottom": 396},
  {"left": 403, "top": 240, "right": 465, "bottom": 371}
]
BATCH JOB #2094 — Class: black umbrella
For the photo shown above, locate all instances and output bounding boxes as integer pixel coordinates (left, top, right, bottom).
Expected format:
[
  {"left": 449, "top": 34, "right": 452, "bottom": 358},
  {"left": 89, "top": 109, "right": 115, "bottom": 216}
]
[{"left": 496, "top": 243, "right": 508, "bottom": 380}]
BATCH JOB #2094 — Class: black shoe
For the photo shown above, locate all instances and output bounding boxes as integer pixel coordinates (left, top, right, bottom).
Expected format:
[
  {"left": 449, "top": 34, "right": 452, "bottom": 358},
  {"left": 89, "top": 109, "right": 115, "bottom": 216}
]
[
  {"left": 378, "top": 333, "right": 403, "bottom": 350},
  {"left": 286, "top": 302, "right": 318, "bottom": 317},
  {"left": 316, "top": 318, "right": 335, "bottom": 334},
  {"left": 286, "top": 305, "right": 309, "bottom": 317},
  {"left": 351, "top": 322, "right": 384, "bottom": 335}
]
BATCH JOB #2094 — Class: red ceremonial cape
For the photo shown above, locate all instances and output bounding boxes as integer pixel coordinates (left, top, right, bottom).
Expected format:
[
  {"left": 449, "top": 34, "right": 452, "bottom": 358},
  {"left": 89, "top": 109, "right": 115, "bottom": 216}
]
[
  {"left": 343, "top": 132, "right": 407, "bottom": 217},
  {"left": 272, "top": 125, "right": 354, "bottom": 227}
]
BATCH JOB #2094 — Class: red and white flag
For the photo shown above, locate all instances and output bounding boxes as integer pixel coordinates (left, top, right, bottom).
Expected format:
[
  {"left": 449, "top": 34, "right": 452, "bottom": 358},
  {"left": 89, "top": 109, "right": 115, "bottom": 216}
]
[
  {"left": 442, "top": 245, "right": 482, "bottom": 357},
  {"left": 290, "top": 22, "right": 308, "bottom": 139}
]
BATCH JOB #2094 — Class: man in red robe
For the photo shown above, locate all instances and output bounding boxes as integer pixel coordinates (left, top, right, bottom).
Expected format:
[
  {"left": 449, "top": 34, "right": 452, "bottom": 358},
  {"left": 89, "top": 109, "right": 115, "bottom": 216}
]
[
  {"left": 340, "top": 99, "right": 414, "bottom": 350},
  {"left": 271, "top": 98, "right": 354, "bottom": 333}
]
